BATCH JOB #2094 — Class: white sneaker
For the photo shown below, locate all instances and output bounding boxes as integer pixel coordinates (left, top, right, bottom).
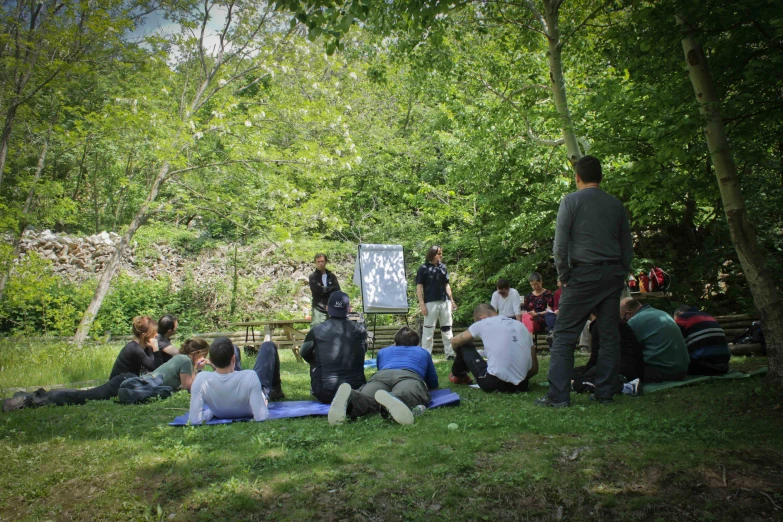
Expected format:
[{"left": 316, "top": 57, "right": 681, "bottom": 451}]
[
  {"left": 328, "top": 383, "right": 352, "bottom": 425},
  {"left": 622, "top": 378, "right": 642, "bottom": 397},
  {"left": 374, "top": 390, "right": 415, "bottom": 425}
]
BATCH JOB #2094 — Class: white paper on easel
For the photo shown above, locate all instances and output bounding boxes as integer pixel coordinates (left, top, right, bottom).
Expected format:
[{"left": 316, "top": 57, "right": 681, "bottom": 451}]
[{"left": 353, "top": 244, "right": 409, "bottom": 313}]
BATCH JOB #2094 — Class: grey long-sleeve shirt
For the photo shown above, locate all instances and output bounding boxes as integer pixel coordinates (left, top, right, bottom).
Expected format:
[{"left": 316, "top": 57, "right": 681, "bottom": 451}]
[{"left": 553, "top": 187, "right": 633, "bottom": 284}]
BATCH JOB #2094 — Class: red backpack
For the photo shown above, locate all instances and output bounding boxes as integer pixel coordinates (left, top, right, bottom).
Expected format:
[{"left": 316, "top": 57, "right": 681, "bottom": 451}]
[{"left": 648, "top": 267, "right": 670, "bottom": 292}]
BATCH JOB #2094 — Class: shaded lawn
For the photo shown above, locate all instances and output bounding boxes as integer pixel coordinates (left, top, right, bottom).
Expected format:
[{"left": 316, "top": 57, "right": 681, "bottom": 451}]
[{"left": 0, "top": 345, "right": 781, "bottom": 521}]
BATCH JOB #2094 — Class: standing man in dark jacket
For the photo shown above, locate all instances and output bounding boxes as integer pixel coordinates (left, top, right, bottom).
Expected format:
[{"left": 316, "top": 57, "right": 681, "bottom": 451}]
[
  {"left": 301, "top": 291, "right": 367, "bottom": 403},
  {"left": 309, "top": 253, "right": 340, "bottom": 326},
  {"left": 536, "top": 155, "right": 634, "bottom": 407}
]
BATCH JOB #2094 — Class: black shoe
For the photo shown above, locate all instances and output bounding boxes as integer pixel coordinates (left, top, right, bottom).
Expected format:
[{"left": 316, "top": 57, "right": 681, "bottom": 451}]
[
  {"left": 2, "top": 393, "right": 31, "bottom": 412},
  {"left": 268, "top": 388, "right": 286, "bottom": 401},
  {"left": 534, "top": 395, "right": 570, "bottom": 408},
  {"left": 589, "top": 394, "right": 614, "bottom": 405},
  {"left": 446, "top": 355, "right": 456, "bottom": 361}
]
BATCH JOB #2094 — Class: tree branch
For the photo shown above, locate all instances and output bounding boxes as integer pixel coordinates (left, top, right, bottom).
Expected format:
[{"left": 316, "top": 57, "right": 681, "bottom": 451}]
[{"left": 560, "top": 0, "right": 613, "bottom": 48}]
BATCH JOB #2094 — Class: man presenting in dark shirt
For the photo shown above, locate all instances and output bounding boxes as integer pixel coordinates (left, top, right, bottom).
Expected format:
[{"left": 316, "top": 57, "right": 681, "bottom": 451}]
[
  {"left": 536, "top": 155, "right": 633, "bottom": 407},
  {"left": 415, "top": 245, "right": 457, "bottom": 359},
  {"left": 309, "top": 253, "right": 340, "bottom": 327}
]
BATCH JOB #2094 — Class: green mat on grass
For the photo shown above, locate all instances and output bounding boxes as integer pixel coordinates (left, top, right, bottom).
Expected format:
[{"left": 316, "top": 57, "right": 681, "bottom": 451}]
[
  {"left": 641, "top": 367, "right": 768, "bottom": 393},
  {"left": 536, "top": 367, "right": 768, "bottom": 393}
]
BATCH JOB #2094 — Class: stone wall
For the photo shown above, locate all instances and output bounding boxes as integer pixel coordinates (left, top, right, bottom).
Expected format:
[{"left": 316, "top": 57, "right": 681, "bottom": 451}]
[{"left": 11, "top": 230, "right": 355, "bottom": 317}]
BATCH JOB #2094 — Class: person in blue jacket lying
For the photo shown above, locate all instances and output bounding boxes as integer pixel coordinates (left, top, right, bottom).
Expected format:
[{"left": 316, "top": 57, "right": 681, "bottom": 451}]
[{"left": 328, "top": 326, "right": 438, "bottom": 426}]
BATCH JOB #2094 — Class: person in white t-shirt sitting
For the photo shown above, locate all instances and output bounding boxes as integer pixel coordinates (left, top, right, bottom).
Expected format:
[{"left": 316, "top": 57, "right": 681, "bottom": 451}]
[
  {"left": 490, "top": 278, "right": 522, "bottom": 321},
  {"left": 448, "top": 303, "right": 539, "bottom": 393},
  {"left": 189, "top": 337, "right": 269, "bottom": 424}
]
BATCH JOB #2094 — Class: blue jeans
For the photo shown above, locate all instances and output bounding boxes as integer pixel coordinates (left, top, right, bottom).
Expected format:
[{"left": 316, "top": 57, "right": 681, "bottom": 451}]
[{"left": 253, "top": 341, "right": 282, "bottom": 396}]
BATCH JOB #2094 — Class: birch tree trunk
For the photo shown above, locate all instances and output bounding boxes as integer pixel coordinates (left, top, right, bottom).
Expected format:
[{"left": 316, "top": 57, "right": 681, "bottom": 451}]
[
  {"left": 542, "top": 0, "right": 582, "bottom": 164},
  {"left": 72, "top": 161, "right": 170, "bottom": 346},
  {"left": 678, "top": 17, "right": 783, "bottom": 388}
]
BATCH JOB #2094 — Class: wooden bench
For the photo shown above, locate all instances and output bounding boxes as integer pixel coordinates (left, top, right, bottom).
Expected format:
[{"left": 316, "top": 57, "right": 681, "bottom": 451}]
[{"left": 228, "top": 319, "right": 311, "bottom": 363}]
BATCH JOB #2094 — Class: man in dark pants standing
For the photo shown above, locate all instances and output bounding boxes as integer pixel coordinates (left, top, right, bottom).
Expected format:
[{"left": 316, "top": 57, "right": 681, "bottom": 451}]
[{"left": 536, "top": 155, "right": 633, "bottom": 407}]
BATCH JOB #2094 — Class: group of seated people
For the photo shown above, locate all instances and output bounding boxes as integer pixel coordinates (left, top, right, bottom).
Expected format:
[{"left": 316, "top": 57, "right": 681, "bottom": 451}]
[
  {"left": 570, "top": 298, "right": 732, "bottom": 397},
  {"left": 2, "top": 283, "right": 733, "bottom": 416},
  {"left": 490, "top": 273, "right": 561, "bottom": 335}
]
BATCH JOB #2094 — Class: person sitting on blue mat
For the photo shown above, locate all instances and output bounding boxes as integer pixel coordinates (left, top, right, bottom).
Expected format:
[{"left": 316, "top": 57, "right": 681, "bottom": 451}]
[
  {"left": 252, "top": 341, "right": 286, "bottom": 401},
  {"left": 301, "top": 291, "right": 367, "bottom": 404},
  {"left": 189, "top": 337, "right": 269, "bottom": 424},
  {"left": 674, "top": 305, "right": 731, "bottom": 376},
  {"left": 620, "top": 298, "right": 690, "bottom": 383},
  {"left": 448, "top": 303, "right": 539, "bottom": 393},
  {"left": 328, "top": 326, "right": 438, "bottom": 425}
]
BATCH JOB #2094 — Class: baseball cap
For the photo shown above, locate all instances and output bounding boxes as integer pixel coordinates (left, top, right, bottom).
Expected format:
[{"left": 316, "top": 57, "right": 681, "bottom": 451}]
[{"left": 327, "top": 291, "right": 350, "bottom": 318}]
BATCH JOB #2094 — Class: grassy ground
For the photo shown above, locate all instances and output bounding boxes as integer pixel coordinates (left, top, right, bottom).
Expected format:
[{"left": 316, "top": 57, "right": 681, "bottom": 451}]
[{"left": 0, "top": 341, "right": 781, "bottom": 521}]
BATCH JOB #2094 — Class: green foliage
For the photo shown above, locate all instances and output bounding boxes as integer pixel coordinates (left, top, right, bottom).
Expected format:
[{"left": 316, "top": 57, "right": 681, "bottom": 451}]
[
  {"left": 0, "top": 254, "right": 93, "bottom": 336},
  {"left": 1, "top": 0, "right": 782, "bottom": 339}
]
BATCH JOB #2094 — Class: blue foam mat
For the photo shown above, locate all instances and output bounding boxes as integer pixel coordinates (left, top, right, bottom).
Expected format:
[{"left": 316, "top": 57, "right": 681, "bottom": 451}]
[{"left": 169, "top": 388, "right": 461, "bottom": 426}]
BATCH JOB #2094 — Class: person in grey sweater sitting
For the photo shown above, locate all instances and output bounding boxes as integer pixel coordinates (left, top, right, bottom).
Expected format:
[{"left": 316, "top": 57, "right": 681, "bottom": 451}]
[{"left": 188, "top": 337, "right": 269, "bottom": 424}]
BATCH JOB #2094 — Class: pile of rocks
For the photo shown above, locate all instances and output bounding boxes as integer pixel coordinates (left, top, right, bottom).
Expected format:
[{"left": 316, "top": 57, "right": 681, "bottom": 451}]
[
  {"left": 17, "top": 229, "right": 131, "bottom": 282},
  {"left": 10, "top": 229, "right": 353, "bottom": 317}
]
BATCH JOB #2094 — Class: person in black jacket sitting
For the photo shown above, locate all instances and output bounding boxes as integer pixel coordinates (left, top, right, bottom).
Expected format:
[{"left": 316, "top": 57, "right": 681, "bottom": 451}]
[
  {"left": 110, "top": 315, "right": 162, "bottom": 379},
  {"left": 300, "top": 291, "right": 367, "bottom": 404},
  {"left": 571, "top": 313, "right": 645, "bottom": 396}
]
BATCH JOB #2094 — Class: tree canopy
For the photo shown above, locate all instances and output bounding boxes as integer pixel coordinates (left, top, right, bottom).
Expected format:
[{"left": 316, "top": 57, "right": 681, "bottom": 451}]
[{"left": 1, "top": 0, "right": 782, "bottom": 379}]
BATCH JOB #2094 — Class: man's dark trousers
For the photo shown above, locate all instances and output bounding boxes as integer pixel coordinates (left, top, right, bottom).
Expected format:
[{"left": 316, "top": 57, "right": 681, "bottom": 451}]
[
  {"left": 253, "top": 341, "right": 282, "bottom": 397},
  {"left": 452, "top": 343, "right": 529, "bottom": 393},
  {"left": 548, "top": 265, "right": 625, "bottom": 402}
]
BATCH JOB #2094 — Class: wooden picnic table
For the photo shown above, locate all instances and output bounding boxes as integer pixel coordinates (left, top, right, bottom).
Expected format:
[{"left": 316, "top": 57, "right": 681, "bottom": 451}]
[{"left": 228, "top": 319, "right": 311, "bottom": 363}]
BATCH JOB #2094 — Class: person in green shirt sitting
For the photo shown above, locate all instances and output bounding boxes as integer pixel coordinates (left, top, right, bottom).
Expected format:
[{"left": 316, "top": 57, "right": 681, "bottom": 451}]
[
  {"left": 117, "top": 338, "right": 210, "bottom": 403},
  {"left": 620, "top": 298, "right": 690, "bottom": 382}
]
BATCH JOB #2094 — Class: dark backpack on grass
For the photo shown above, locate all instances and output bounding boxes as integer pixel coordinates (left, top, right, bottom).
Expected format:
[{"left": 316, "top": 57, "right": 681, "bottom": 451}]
[{"left": 733, "top": 321, "right": 766, "bottom": 355}]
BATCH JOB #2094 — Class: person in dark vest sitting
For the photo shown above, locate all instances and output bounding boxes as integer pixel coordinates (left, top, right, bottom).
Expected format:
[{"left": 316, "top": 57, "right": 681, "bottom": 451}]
[
  {"left": 300, "top": 291, "right": 367, "bottom": 404},
  {"left": 673, "top": 305, "right": 731, "bottom": 376}
]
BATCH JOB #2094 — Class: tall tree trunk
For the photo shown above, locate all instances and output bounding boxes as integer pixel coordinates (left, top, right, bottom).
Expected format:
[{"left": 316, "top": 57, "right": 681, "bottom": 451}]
[
  {"left": 542, "top": 0, "right": 582, "bottom": 164},
  {"left": 72, "top": 161, "right": 171, "bottom": 346},
  {"left": 679, "top": 17, "right": 783, "bottom": 388},
  {"left": 0, "top": 104, "right": 17, "bottom": 188},
  {"left": 0, "top": 119, "right": 54, "bottom": 300},
  {"left": 72, "top": 139, "right": 90, "bottom": 201}
]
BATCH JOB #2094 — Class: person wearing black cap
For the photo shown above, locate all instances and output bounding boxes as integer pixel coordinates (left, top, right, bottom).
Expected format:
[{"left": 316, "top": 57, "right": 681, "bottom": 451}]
[{"left": 300, "top": 291, "right": 367, "bottom": 403}]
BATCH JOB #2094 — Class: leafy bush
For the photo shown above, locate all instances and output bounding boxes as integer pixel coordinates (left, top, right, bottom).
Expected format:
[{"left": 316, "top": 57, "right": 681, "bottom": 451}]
[{"left": 0, "top": 253, "right": 94, "bottom": 336}]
